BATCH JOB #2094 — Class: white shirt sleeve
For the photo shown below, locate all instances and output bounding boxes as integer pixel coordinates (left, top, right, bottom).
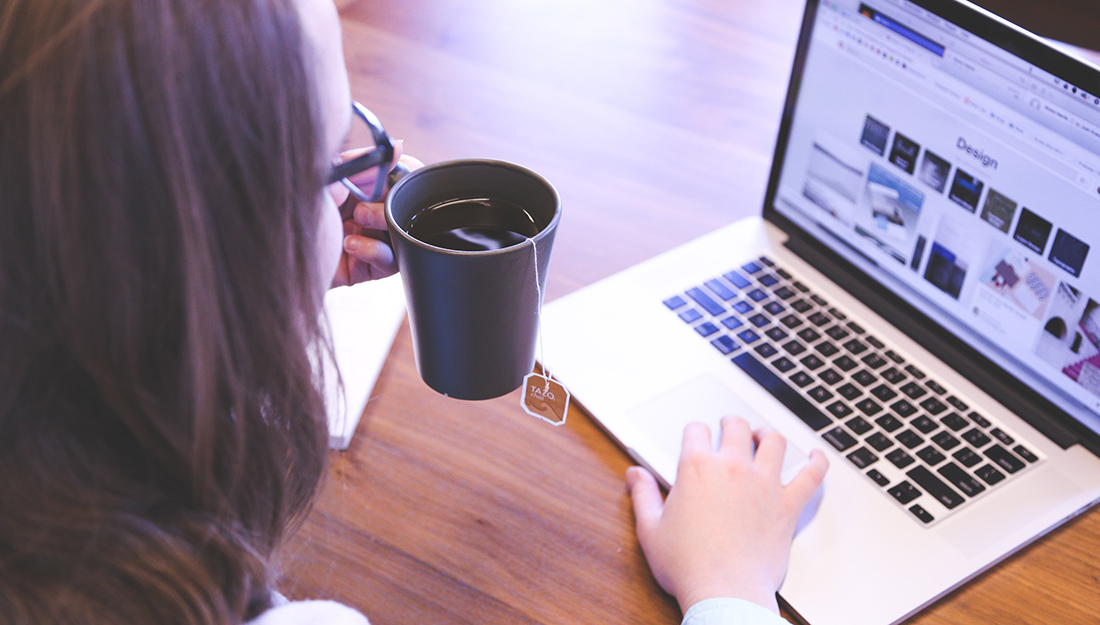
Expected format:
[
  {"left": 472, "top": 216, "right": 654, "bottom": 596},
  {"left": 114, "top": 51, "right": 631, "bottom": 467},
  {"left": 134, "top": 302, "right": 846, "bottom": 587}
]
[
  {"left": 245, "top": 600, "right": 370, "bottom": 625},
  {"left": 681, "top": 598, "right": 789, "bottom": 625}
]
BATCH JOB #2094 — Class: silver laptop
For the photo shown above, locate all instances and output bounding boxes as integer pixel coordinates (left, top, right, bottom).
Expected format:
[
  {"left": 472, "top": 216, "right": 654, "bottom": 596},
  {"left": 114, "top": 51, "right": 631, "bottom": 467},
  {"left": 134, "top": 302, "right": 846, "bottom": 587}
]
[{"left": 541, "top": 0, "right": 1100, "bottom": 623}]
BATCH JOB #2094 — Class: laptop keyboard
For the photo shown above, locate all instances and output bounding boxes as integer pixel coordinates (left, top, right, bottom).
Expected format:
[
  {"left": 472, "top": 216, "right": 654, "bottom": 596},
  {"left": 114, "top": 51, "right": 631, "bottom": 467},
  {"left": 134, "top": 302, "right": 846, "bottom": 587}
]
[{"left": 663, "top": 255, "right": 1045, "bottom": 527}]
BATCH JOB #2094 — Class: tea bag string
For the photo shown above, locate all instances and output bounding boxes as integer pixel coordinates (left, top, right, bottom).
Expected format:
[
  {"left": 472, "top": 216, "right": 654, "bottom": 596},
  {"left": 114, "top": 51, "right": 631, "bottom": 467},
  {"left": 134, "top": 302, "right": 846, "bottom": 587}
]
[{"left": 527, "top": 236, "right": 549, "bottom": 393}]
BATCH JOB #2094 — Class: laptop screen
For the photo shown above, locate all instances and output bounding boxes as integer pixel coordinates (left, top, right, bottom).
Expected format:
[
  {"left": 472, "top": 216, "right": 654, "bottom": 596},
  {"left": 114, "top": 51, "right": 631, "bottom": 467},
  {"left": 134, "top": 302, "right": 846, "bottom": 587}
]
[{"left": 769, "top": 0, "right": 1100, "bottom": 436}]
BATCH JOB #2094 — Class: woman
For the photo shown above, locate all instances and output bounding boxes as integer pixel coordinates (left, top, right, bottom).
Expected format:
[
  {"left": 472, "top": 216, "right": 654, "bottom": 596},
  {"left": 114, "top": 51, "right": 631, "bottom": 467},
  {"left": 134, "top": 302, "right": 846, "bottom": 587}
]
[{"left": 0, "top": 0, "right": 827, "bottom": 623}]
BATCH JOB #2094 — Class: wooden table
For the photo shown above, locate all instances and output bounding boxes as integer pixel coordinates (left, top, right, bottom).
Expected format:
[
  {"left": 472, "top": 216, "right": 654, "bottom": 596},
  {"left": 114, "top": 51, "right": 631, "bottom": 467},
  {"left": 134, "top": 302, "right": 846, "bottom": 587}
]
[{"left": 280, "top": 1, "right": 1100, "bottom": 622}]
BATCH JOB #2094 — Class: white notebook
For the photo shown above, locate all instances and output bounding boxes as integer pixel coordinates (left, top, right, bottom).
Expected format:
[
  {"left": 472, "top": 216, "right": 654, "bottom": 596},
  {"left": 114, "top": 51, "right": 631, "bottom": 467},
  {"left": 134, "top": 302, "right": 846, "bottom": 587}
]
[{"left": 321, "top": 276, "right": 407, "bottom": 449}]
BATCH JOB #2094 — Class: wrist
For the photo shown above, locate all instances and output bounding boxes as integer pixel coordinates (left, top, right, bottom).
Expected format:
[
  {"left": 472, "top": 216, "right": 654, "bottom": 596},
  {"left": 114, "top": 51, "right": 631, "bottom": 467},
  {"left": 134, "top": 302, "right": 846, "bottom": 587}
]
[{"left": 677, "top": 583, "right": 780, "bottom": 616}]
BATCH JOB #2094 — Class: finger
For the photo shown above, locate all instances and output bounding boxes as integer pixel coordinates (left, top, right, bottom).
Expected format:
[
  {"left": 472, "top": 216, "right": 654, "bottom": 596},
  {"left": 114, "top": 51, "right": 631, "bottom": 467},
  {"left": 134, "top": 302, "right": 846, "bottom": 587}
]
[
  {"left": 625, "top": 466, "right": 664, "bottom": 542},
  {"left": 752, "top": 427, "right": 787, "bottom": 476},
  {"left": 353, "top": 202, "right": 388, "bottom": 230},
  {"left": 398, "top": 152, "right": 425, "bottom": 172},
  {"left": 717, "top": 416, "right": 753, "bottom": 462},
  {"left": 680, "top": 422, "right": 713, "bottom": 458},
  {"left": 784, "top": 449, "right": 829, "bottom": 510},
  {"left": 343, "top": 235, "right": 396, "bottom": 276}
]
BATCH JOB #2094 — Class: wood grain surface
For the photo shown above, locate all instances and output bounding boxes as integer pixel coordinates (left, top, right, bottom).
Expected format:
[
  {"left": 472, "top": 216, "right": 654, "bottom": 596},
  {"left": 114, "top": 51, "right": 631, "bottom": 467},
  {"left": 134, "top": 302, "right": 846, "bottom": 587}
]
[{"left": 279, "top": 1, "right": 1100, "bottom": 623}]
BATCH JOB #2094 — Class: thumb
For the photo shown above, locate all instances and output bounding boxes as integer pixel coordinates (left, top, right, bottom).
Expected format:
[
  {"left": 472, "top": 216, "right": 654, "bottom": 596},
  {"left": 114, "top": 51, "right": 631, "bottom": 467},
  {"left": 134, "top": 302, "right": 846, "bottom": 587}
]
[{"left": 626, "top": 466, "right": 664, "bottom": 542}]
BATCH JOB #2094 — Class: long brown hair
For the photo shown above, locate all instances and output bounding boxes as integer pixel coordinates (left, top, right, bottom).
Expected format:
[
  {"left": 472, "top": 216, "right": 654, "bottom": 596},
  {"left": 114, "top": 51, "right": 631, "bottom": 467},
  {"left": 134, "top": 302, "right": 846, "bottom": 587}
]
[{"left": 0, "top": 0, "right": 331, "bottom": 622}]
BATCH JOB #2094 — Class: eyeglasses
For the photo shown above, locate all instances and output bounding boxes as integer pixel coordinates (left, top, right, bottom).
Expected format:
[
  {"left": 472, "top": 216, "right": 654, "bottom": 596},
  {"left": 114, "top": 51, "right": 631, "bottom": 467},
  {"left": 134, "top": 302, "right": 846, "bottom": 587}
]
[{"left": 327, "top": 101, "right": 396, "bottom": 203}]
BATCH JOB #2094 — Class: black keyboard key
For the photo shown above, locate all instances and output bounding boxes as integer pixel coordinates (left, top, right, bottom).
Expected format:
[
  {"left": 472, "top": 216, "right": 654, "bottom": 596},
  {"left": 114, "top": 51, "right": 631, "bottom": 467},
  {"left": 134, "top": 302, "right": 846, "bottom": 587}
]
[
  {"left": 906, "top": 465, "right": 964, "bottom": 509},
  {"left": 774, "top": 286, "right": 796, "bottom": 300},
  {"left": 757, "top": 256, "right": 774, "bottom": 267},
  {"left": 741, "top": 261, "right": 763, "bottom": 274},
  {"left": 870, "top": 384, "right": 898, "bottom": 401},
  {"left": 896, "top": 429, "right": 925, "bottom": 449},
  {"left": 919, "top": 397, "right": 948, "bottom": 415},
  {"left": 808, "top": 294, "right": 827, "bottom": 307},
  {"left": 704, "top": 279, "right": 738, "bottom": 301},
  {"left": 865, "top": 335, "right": 885, "bottom": 349},
  {"left": 916, "top": 446, "right": 946, "bottom": 466},
  {"left": 720, "top": 316, "right": 743, "bottom": 330},
  {"left": 782, "top": 340, "right": 806, "bottom": 355},
  {"left": 888, "top": 480, "right": 920, "bottom": 504},
  {"left": 946, "top": 396, "right": 969, "bottom": 411},
  {"left": 754, "top": 343, "right": 779, "bottom": 358},
  {"left": 847, "top": 447, "right": 879, "bottom": 468},
  {"left": 953, "top": 447, "right": 982, "bottom": 468},
  {"left": 732, "top": 301, "right": 754, "bottom": 314},
  {"left": 789, "top": 371, "right": 814, "bottom": 388},
  {"left": 866, "top": 432, "right": 894, "bottom": 451},
  {"left": 1014, "top": 445, "right": 1039, "bottom": 463},
  {"left": 765, "top": 327, "right": 788, "bottom": 341},
  {"left": 797, "top": 328, "right": 821, "bottom": 343},
  {"left": 904, "top": 364, "right": 926, "bottom": 379},
  {"left": 746, "top": 289, "right": 768, "bottom": 302},
  {"left": 851, "top": 370, "right": 878, "bottom": 387},
  {"left": 884, "top": 349, "right": 905, "bottom": 364},
  {"left": 776, "top": 268, "right": 792, "bottom": 279},
  {"left": 984, "top": 444, "right": 1025, "bottom": 474},
  {"left": 875, "top": 414, "right": 903, "bottom": 432},
  {"left": 816, "top": 341, "right": 840, "bottom": 357},
  {"left": 737, "top": 329, "right": 761, "bottom": 344},
  {"left": 790, "top": 299, "right": 813, "bottom": 313},
  {"left": 695, "top": 322, "right": 719, "bottom": 337},
  {"left": 792, "top": 281, "right": 810, "bottom": 292},
  {"left": 826, "top": 401, "right": 853, "bottom": 418},
  {"left": 748, "top": 313, "right": 770, "bottom": 328},
  {"left": 931, "top": 430, "right": 960, "bottom": 451},
  {"left": 679, "top": 309, "right": 703, "bottom": 323},
  {"left": 800, "top": 354, "right": 825, "bottom": 370},
  {"left": 925, "top": 380, "right": 947, "bottom": 395},
  {"left": 890, "top": 399, "right": 918, "bottom": 418},
  {"left": 937, "top": 462, "right": 986, "bottom": 498},
  {"left": 843, "top": 338, "right": 868, "bottom": 355},
  {"left": 900, "top": 382, "right": 927, "bottom": 399},
  {"left": 887, "top": 448, "right": 915, "bottom": 469},
  {"left": 686, "top": 287, "right": 725, "bottom": 316},
  {"left": 910, "top": 415, "right": 939, "bottom": 434},
  {"left": 836, "top": 383, "right": 863, "bottom": 400},
  {"left": 975, "top": 464, "right": 1006, "bottom": 485},
  {"left": 825, "top": 325, "right": 850, "bottom": 341},
  {"left": 940, "top": 412, "right": 968, "bottom": 431},
  {"left": 772, "top": 356, "right": 796, "bottom": 373},
  {"left": 758, "top": 274, "right": 779, "bottom": 287},
  {"left": 828, "top": 307, "right": 847, "bottom": 321},
  {"left": 723, "top": 270, "right": 751, "bottom": 289},
  {"left": 731, "top": 353, "right": 832, "bottom": 431},
  {"left": 861, "top": 353, "right": 887, "bottom": 369},
  {"left": 664, "top": 295, "right": 687, "bottom": 309},
  {"left": 881, "top": 367, "right": 907, "bottom": 384},
  {"left": 867, "top": 468, "right": 890, "bottom": 486},
  {"left": 711, "top": 335, "right": 739, "bottom": 355},
  {"left": 846, "top": 416, "right": 873, "bottom": 435},
  {"left": 807, "top": 385, "right": 834, "bottom": 403},
  {"left": 967, "top": 411, "right": 991, "bottom": 428},
  {"left": 909, "top": 504, "right": 934, "bottom": 524},
  {"left": 780, "top": 314, "right": 804, "bottom": 328},
  {"left": 855, "top": 398, "right": 883, "bottom": 416},
  {"left": 808, "top": 312, "right": 831, "bottom": 326},
  {"left": 818, "top": 368, "right": 844, "bottom": 385},
  {"left": 846, "top": 321, "right": 865, "bottom": 334},
  {"left": 833, "top": 355, "right": 858, "bottom": 371},
  {"left": 990, "top": 428, "right": 1014, "bottom": 446},
  {"left": 763, "top": 301, "right": 785, "bottom": 315},
  {"left": 962, "top": 428, "right": 991, "bottom": 448},
  {"left": 823, "top": 427, "right": 858, "bottom": 451}
]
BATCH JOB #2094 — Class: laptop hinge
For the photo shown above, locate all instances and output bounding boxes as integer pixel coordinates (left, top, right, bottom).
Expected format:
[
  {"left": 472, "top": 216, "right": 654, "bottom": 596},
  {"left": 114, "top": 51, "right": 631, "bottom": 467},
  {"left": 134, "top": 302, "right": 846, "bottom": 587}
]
[{"left": 782, "top": 228, "right": 1100, "bottom": 457}]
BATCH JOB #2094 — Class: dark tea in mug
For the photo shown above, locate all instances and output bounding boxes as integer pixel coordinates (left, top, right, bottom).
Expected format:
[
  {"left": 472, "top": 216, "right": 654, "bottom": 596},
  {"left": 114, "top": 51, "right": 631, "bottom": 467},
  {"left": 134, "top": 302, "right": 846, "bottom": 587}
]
[{"left": 406, "top": 197, "right": 544, "bottom": 251}]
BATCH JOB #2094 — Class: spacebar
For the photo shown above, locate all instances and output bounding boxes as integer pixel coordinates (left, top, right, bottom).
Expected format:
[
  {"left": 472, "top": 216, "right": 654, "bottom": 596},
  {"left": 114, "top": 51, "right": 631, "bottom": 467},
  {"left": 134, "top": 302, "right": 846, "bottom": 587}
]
[{"left": 731, "top": 352, "right": 833, "bottom": 431}]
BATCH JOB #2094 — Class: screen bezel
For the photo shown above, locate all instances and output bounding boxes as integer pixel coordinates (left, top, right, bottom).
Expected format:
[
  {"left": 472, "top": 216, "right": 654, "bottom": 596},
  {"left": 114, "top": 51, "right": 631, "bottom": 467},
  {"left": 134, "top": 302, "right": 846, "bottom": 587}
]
[{"left": 761, "top": 0, "right": 1100, "bottom": 454}]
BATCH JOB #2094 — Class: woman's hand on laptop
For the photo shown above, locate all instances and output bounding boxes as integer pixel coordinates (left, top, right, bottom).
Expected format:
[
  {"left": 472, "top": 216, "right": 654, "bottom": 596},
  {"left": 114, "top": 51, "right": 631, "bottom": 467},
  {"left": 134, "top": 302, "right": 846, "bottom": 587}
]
[{"left": 625, "top": 417, "right": 828, "bottom": 615}]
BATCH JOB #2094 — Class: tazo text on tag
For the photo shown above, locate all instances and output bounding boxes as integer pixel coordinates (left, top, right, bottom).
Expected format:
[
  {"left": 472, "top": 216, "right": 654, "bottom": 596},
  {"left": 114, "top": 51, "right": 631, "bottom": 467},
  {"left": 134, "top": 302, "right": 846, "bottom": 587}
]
[{"left": 522, "top": 373, "right": 569, "bottom": 426}]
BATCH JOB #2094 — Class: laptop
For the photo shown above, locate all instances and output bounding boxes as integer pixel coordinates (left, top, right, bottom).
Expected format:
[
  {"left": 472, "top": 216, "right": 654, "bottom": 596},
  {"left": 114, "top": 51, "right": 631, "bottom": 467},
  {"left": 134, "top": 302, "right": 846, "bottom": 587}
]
[{"left": 540, "top": 0, "right": 1100, "bottom": 623}]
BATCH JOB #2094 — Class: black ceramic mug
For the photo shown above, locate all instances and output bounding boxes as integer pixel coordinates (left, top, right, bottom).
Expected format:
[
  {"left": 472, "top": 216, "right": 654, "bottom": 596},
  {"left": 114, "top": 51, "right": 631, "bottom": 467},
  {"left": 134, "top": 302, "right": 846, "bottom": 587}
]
[{"left": 385, "top": 159, "right": 560, "bottom": 400}]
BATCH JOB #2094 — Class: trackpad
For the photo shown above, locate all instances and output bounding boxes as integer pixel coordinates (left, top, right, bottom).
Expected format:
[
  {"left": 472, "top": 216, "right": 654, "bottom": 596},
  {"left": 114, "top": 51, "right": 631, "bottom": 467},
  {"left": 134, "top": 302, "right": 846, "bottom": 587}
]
[{"left": 628, "top": 375, "right": 809, "bottom": 485}]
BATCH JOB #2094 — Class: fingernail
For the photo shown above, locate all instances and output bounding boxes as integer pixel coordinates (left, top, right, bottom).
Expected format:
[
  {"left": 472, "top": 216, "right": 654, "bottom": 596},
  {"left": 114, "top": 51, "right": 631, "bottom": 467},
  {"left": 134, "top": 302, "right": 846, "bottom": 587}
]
[{"left": 344, "top": 237, "right": 360, "bottom": 252}]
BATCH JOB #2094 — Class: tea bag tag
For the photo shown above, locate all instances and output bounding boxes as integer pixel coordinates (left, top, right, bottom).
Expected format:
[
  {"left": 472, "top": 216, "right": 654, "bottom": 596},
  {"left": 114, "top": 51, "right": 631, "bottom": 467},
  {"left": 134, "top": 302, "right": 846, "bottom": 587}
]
[{"left": 522, "top": 373, "right": 569, "bottom": 426}]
